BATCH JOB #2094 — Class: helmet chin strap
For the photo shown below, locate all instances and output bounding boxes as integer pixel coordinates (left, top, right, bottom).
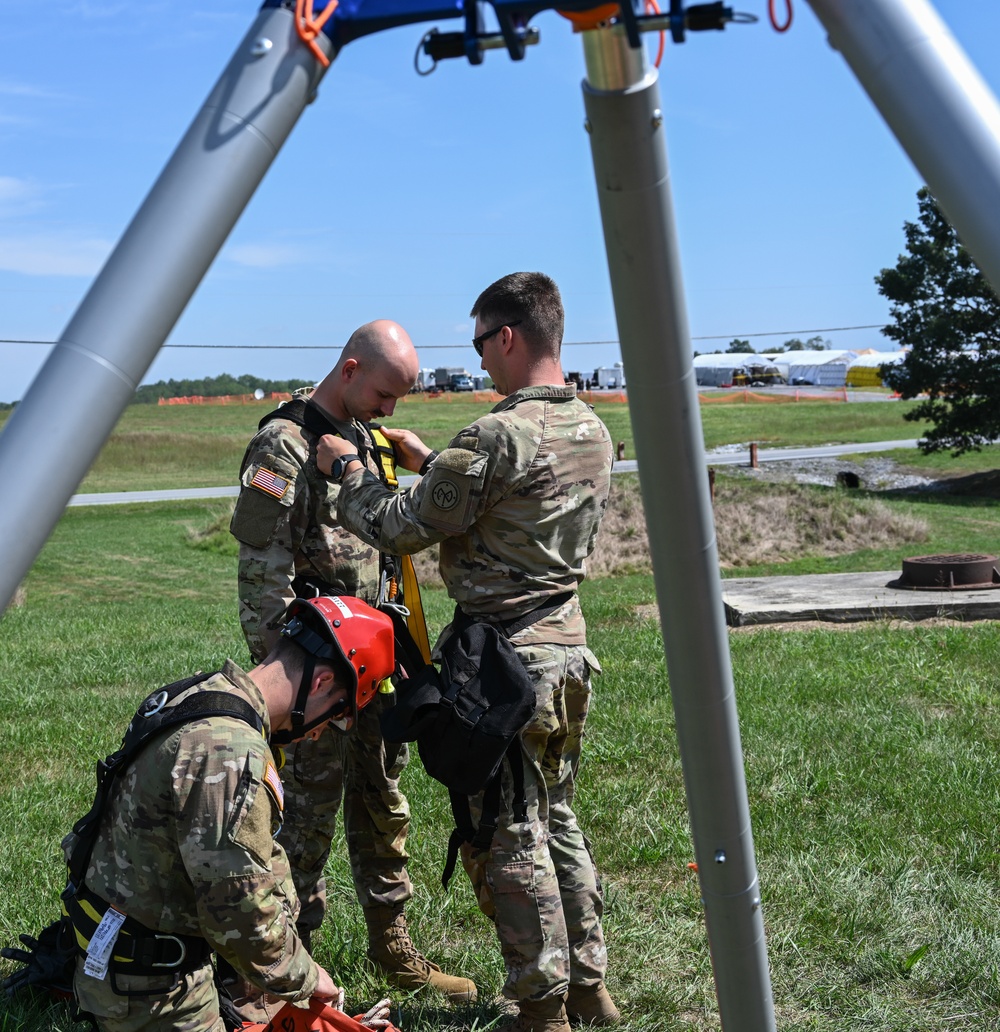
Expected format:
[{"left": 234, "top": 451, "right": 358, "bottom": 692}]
[{"left": 269, "top": 656, "right": 350, "bottom": 747}]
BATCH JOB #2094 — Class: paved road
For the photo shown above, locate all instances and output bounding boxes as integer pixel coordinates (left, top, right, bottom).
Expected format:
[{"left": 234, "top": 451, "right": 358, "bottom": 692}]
[{"left": 68, "top": 439, "right": 922, "bottom": 507}]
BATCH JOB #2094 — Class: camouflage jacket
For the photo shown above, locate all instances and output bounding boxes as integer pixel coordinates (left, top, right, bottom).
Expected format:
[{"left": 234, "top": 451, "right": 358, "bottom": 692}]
[
  {"left": 231, "top": 400, "right": 390, "bottom": 662},
  {"left": 337, "top": 384, "right": 613, "bottom": 645},
  {"left": 65, "top": 661, "right": 317, "bottom": 1000}
]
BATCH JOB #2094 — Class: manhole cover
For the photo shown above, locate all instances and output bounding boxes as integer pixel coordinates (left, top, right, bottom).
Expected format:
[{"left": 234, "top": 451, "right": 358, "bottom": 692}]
[{"left": 888, "top": 553, "right": 1000, "bottom": 591}]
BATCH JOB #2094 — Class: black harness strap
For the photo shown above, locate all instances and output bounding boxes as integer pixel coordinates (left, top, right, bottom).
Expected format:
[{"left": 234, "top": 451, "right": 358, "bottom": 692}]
[
  {"left": 67, "top": 678, "right": 263, "bottom": 889},
  {"left": 62, "top": 676, "right": 264, "bottom": 992},
  {"left": 254, "top": 398, "right": 396, "bottom": 491}
]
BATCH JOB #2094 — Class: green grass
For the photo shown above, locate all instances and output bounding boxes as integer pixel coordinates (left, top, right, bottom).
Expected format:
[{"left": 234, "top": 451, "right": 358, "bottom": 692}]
[
  {"left": 4, "top": 395, "right": 1000, "bottom": 1028},
  {"left": 4, "top": 499, "right": 1000, "bottom": 1029},
  {"left": 0, "top": 392, "right": 950, "bottom": 494}
]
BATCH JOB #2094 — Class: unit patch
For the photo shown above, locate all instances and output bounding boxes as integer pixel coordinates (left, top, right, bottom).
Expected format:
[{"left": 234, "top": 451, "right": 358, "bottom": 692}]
[
  {"left": 250, "top": 467, "right": 291, "bottom": 499},
  {"left": 431, "top": 480, "right": 461, "bottom": 511}
]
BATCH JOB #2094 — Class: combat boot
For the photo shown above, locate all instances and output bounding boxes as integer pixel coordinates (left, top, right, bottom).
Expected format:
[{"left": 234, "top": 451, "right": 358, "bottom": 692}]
[
  {"left": 498, "top": 997, "right": 572, "bottom": 1032},
  {"left": 363, "top": 904, "right": 477, "bottom": 1003},
  {"left": 565, "top": 983, "right": 621, "bottom": 1026}
]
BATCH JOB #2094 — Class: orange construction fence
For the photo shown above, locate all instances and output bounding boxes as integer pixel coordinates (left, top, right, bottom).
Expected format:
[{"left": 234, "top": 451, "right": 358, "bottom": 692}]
[
  {"left": 698, "top": 388, "right": 849, "bottom": 404},
  {"left": 157, "top": 387, "right": 848, "bottom": 407},
  {"left": 158, "top": 392, "right": 292, "bottom": 405}
]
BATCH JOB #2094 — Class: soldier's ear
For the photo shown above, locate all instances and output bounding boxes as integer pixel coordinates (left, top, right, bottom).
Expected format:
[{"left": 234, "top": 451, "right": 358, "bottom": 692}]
[
  {"left": 310, "top": 667, "right": 337, "bottom": 698},
  {"left": 341, "top": 359, "right": 359, "bottom": 382}
]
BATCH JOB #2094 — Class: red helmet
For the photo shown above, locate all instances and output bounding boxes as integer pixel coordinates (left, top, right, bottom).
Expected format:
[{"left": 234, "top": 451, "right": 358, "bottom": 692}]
[{"left": 278, "top": 596, "right": 394, "bottom": 739}]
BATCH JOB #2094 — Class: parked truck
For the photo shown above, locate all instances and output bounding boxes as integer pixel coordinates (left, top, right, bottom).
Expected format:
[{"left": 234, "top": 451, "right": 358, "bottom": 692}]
[
  {"left": 433, "top": 366, "right": 473, "bottom": 391},
  {"left": 592, "top": 364, "right": 626, "bottom": 389}
]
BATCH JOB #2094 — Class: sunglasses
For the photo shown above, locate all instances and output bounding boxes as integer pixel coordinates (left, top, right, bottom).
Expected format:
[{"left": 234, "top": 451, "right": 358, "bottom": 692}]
[{"left": 472, "top": 320, "right": 521, "bottom": 357}]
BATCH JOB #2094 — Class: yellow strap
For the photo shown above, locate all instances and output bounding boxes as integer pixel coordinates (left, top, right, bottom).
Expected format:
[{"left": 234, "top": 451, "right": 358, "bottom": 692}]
[
  {"left": 370, "top": 427, "right": 399, "bottom": 489},
  {"left": 401, "top": 555, "right": 432, "bottom": 664}
]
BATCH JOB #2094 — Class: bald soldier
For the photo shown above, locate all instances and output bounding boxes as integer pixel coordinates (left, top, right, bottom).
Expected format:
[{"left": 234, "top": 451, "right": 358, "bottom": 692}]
[{"left": 230, "top": 320, "right": 475, "bottom": 1001}]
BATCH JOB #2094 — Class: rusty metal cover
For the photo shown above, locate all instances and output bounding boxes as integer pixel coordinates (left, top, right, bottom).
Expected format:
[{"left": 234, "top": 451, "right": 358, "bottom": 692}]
[{"left": 888, "top": 553, "right": 1000, "bottom": 591}]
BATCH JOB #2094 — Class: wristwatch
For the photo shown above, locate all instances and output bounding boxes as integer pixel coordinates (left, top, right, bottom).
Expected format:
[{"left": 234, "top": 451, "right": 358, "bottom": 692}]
[{"left": 331, "top": 453, "right": 361, "bottom": 481}]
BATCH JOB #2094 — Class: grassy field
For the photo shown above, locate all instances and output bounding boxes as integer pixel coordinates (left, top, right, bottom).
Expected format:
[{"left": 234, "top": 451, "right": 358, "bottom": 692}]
[
  {"left": 0, "top": 390, "right": 951, "bottom": 494},
  {"left": 3, "top": 397, "right": 1000, "bottom": 1030}
]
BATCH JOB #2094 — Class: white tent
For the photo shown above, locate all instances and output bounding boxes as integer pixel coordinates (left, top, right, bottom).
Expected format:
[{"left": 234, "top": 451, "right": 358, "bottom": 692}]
[
  {"left": 785, "top": 349, "right": 857, "bottom": 387},
  {"left": 689, "top": 352, "right": 784, "bottom": 388}
]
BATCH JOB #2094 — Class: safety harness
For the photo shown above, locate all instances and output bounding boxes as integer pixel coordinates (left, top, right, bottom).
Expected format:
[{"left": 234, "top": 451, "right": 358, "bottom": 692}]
[
  {"left": 61, "top": 674, "right": 265, "bottom": 995},
  {"left": 251, "top": 396, "right": 431, "bottom": 664}
]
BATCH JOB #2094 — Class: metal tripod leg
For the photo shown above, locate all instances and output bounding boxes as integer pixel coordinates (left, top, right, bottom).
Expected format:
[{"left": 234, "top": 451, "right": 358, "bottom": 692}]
[
  {"left": 580, "top": 27, "right": 776, "bottom": 1032},
  {"left": 0, "top": 6, "right": 330, "bottom": 611}
]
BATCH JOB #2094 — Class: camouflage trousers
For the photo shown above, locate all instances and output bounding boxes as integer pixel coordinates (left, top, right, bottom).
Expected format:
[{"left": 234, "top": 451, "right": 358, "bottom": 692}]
[
  {"left": 279, "top": 692, "right": 412, "bottom": 932},
  {"left": 460, "top": 642, "right": 608, "bottom": 1004},
  {"left": 74, "top": 959, "right": 225, "bottom": 1032}
]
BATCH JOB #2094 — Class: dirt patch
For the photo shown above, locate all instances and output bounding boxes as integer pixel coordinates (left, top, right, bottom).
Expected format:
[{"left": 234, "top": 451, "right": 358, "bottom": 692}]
[{"left": 412, "top": 468, "right": 933, "bottom": 585}]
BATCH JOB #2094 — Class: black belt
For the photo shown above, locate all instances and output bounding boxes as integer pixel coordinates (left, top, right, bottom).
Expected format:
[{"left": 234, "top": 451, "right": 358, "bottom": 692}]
[{"left": 65, "top": 885, "right": 210, "bottom": 993}]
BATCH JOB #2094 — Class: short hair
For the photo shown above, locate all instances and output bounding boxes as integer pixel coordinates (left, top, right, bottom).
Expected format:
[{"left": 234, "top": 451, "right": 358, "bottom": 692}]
[
  {"left": 470, "top": 272, "right": 564, "bottom": 361},
  {"left": 269, "top": 635, "right": 338, "bottom": 677}
]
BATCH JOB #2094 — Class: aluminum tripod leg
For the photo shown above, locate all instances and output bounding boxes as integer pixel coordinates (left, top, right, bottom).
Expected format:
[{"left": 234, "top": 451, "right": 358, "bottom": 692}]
[
  {"left": 580, "top": 29, "right": 775, "bottom": 1032},
  {"left": 0, "top": 7, "right": 329, "bottom": 611},
  {"left": 806, "top": 0, "right": 1000, "bottom": 296}
]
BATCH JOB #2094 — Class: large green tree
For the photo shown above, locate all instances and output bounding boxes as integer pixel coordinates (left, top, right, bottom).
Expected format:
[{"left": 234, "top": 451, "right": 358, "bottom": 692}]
[{"left": 878, "top": 187, "right": 1000, "bottom": 454}]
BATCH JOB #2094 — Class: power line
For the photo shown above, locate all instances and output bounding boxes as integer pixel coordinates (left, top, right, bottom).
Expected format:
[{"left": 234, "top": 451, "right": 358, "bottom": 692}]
[
  {"left": 692, "top": 324, "right": 884, "bottom": 341},
  {"left": 0, "top": 323, "right": 886, "bottom": 351}
]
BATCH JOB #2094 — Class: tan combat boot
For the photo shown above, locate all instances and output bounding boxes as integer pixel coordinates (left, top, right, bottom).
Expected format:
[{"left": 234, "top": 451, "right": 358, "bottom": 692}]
[
  {"left": 565, "top": 983, "right": 621, "bottom": 1026},
  {"left": 364, "top": 904, "right": 477, "bottom": 1003},
  {"left": 498, "top": 996, "right": 572, "bottom": 1032}
]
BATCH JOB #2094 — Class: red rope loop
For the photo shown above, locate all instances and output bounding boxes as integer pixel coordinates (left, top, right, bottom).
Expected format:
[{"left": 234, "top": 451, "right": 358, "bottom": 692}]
[{"left": 768, "top": 0, "right": 793, "bottom": 33}]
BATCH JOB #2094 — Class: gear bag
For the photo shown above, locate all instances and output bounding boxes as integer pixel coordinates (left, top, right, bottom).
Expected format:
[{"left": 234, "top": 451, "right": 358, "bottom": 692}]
[
  {"left": 381, "top": 593, "right": 572, "bottom": 885},
  {"left": 240, "top": 997, "right": 403, "bottom": 1032}
]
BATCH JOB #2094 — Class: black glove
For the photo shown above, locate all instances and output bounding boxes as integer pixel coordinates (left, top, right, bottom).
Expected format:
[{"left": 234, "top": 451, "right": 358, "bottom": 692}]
[{"left": 1, "top": 918, "right": 76, "bottom": 998}]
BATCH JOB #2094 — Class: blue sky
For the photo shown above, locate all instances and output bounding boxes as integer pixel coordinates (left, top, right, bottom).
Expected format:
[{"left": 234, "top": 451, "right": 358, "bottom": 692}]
[{"left": 1, "top": 1, "right": 997, "bottom": 403}]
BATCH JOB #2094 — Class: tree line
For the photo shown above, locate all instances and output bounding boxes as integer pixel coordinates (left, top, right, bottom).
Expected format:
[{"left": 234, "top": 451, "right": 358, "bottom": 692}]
[{"left": 133, "top": 373, "right": 314, "bottom": 404}]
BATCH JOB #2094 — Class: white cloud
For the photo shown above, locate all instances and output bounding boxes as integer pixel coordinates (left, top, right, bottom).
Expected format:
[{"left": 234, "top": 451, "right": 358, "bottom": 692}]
[
  {"left": 224, "top": 243, "right": 305, "bottom": 269},
  {"left": 0, "top": 177, "right": 38, "bottom": 205},
  {"left": 0, "top": 234, "right": 111, "bottom": 276}
]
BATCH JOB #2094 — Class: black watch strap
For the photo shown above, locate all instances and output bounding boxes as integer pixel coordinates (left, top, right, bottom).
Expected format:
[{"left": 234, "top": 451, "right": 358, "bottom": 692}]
[
  {"left": 419, "top": 450, "right": 440, "bottom": 475},
  {"left": 332, "top": 453, "right": 361, "bottom": 481}
]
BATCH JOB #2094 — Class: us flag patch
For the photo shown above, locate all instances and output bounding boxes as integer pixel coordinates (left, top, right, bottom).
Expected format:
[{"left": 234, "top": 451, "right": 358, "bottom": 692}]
[
  {"left": 263, "top": 761, "right": 284, "bottom": 811},
  {"left": 250, "top": 467, "right": 290, "bottom": 499}
]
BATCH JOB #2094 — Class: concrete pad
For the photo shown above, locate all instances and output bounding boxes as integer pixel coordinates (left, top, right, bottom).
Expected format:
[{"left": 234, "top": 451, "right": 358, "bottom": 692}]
[{"left": 722, "top": 571, "right": 1000, "bottom": 626}]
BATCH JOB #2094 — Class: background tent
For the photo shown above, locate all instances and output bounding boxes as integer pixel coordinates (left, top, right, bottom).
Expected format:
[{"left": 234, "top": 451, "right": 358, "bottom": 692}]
[{"left": 785, "top": 349, "right": 857, "bottom": 386}]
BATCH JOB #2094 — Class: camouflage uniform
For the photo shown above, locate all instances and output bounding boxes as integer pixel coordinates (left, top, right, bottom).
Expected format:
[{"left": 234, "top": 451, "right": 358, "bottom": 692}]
[
  {"left": 337, "top": 384, "right": 613, "bottom": 1004},
  {"left": 68, "top": 661, "right": 315, "bottom": 1032},
  {"left": 230, "top": 402, "right": 411, "bottom": 934}
]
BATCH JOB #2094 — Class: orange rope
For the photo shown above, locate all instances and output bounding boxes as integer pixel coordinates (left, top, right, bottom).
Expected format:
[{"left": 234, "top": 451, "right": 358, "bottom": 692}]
[
  {"left": 645, "top": 0, "right": 665, "bottom": 68},
  {"left": 295, "top": 0, "right": 338, "bottom": 67}
]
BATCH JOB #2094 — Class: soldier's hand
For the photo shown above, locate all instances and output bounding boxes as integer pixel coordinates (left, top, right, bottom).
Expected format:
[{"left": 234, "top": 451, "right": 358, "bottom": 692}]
[
  {"left": 359, "top": 997, "right": 394, "bottom": 1029},
  {"left": 379, "top": 427, "right": 431, "bottom": 473},
  {"left": 317, "top": 434, "right": 356, "bottom": 476},
  {"left": 312, "top": 964, "right": 344, "bottom": 1010}
]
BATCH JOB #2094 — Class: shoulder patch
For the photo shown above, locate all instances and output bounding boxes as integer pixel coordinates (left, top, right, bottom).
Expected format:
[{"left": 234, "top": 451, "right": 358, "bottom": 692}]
[
  {"left": 262, "top": 760, "right": 284, "bottom": 812},
  {"left": 415, "top": 450, "right": 488, "bottom": 533},
  {"left": 250, "top": 467, "right": 291, "bottom": 499}
]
